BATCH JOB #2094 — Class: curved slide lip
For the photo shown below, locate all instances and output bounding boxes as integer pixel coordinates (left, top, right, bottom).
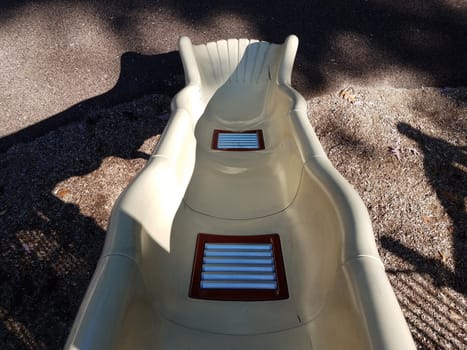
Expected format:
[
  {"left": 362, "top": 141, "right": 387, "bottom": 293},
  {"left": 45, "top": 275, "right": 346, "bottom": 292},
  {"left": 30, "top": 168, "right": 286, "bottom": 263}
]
[
  {"left": 278, "top": 35, "right": 299, "bottom": 86},
  {"left": 178, "top": 34, "right": 299, "bottom": 87},
  {"left": 178, "top": 36, "right": 202, "bottom": 87}
]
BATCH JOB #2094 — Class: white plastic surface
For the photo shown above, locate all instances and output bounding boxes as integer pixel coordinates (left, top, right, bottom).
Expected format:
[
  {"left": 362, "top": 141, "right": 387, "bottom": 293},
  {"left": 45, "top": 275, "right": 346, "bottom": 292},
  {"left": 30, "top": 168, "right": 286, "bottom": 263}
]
[{"left": 65, "top": 36, "right": 416, "bottom": 350}]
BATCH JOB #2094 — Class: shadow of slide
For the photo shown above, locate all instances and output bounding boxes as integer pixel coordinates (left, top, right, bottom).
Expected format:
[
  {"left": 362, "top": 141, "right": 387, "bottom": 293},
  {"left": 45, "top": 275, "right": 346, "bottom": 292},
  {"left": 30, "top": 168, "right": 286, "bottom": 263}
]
[
  {"left": 0, "top": 52, "right": 172, "bottom": 349},
  {"left": 0, "top": 51, "right": 183, "bottom": 153}
]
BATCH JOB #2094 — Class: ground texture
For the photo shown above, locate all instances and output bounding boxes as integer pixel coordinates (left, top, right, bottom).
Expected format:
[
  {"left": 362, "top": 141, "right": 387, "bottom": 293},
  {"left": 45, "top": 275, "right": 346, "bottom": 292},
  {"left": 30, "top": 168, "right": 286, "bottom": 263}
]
[
  {"left": 0, "top": 87, "right": 465, "bottom": 349},
  {"left": 0, "top": 1, "right": 466, "bottom": 349}
]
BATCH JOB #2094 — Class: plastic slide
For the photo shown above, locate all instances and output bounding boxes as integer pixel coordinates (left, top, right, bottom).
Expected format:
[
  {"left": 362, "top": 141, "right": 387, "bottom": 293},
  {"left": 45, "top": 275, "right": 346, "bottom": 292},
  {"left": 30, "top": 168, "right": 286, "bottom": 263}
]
[{"left": 65, "top": 36, "right": 416, "bottom": 350}]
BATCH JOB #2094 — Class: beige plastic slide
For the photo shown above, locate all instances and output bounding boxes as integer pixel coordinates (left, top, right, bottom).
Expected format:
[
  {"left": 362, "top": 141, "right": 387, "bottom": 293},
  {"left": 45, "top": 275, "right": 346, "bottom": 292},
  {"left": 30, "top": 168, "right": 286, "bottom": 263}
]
[{"left": 65, "top": 36, "right": 416, "bottom": 350}]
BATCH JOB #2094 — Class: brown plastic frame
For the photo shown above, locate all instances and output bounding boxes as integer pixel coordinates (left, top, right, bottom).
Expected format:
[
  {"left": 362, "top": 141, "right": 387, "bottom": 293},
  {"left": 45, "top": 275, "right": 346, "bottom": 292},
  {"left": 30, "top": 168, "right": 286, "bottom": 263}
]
[
  {"left": 211, "top": 129, "right": 265, "bottom": 151},
  {"left": 189, "top": 233, "right": 288, "bottom": 301}
]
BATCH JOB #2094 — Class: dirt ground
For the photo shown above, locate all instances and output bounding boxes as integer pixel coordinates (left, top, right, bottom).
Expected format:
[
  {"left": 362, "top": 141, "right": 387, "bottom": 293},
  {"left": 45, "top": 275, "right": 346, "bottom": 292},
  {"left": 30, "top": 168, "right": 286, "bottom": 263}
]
[
  {"left": 309, "top": 86, "right": 466, "bottom": 349},
  {"left": 1, "top": 0, "right": 466, "bottom": 349},
  {"left": 0, "top": 85, "right": 465, "bottom": 349}
]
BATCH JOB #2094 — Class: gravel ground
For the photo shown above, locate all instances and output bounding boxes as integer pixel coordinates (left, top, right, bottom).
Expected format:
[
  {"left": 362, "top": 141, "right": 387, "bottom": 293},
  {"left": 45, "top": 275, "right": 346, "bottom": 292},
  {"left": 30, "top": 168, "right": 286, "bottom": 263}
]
[
  {"left": 309, "top": 86, "right": 466, "bottom": 349},
  {"left": 1, "top": 1, "right": 466, "bottom": 349},
  {"left": 0, "top": 86, "right": 465, "bottom": 349}
]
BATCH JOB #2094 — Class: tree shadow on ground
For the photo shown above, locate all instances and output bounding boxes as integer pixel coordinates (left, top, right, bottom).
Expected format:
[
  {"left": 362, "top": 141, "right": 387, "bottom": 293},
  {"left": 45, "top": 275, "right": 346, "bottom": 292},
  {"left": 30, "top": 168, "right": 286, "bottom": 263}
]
[
  {"left": 1, "top": 0, "right": 466, "bottom": 95},
  {"left": 381, "top": 123, "right": 466, "bottom": 295},
  {"left": 0, "top": 53, "right": 171, "bottom": 349},
  {"left": 160, "top": 0, "right": 467, "bottom": 90}
]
